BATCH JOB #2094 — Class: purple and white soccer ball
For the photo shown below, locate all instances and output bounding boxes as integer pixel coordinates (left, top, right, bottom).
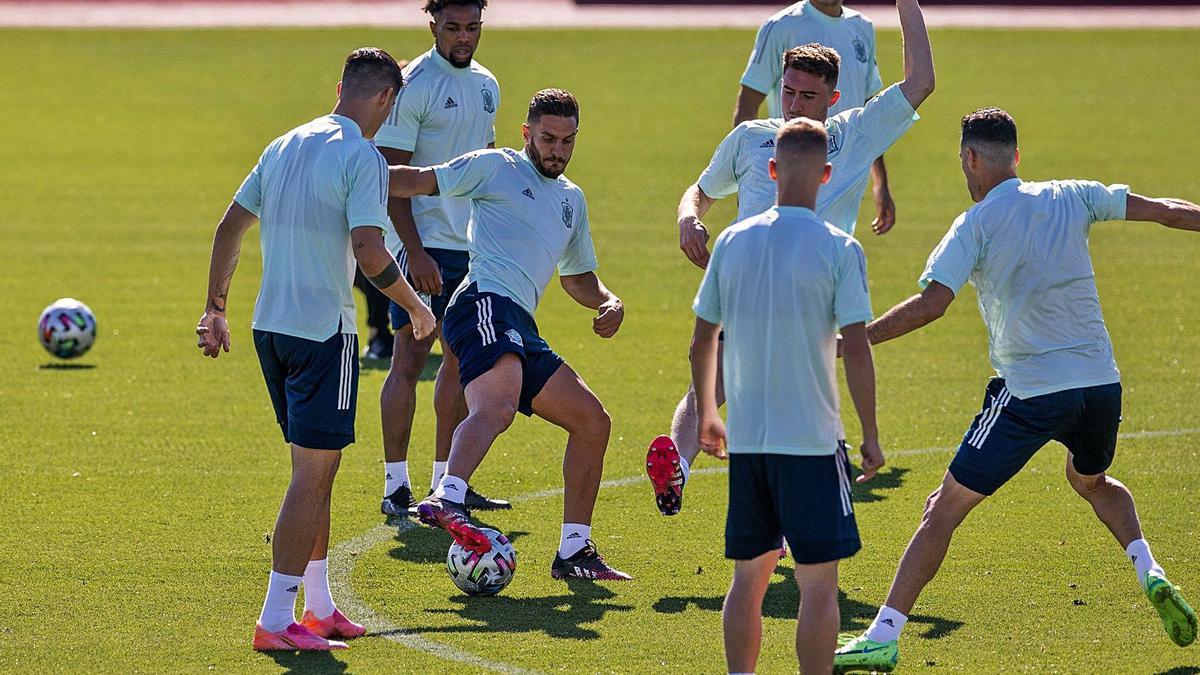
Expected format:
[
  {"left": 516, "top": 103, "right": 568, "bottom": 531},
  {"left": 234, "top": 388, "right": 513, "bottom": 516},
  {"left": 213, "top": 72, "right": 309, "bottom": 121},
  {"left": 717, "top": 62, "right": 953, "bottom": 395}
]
[
  {"left": 446, "top": 528, "right": 517, "bottom": 596},
  {"left": 38, "top": 298, "right": 97, "bottom": 359}
]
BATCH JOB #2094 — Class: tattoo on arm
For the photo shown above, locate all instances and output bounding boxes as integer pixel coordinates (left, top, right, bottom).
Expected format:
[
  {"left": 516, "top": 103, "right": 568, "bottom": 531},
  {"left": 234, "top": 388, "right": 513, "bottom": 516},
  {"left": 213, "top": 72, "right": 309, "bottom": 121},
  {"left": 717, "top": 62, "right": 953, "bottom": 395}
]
[{"left": 368, "top": 261, "right": 401, "bottom": 289}]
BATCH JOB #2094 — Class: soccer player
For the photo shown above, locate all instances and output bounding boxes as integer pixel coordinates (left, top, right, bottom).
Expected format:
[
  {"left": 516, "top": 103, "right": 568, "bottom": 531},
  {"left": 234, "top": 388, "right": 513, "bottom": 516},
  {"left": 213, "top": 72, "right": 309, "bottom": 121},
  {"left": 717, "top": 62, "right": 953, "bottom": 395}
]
[
  {"left": 736, "top": 0, "right": 896, "bottom": 235},
  {"left": 388, "top": 89, "right": 633, "bottom": 581},
  {"left": 649, "top": 0, "right": 933, "bottom": 518},
  {"left": 195, "top": 48, "right": 436, "bottom": 651},
  {"left": 376, "top": 0, "right": 510, "bottom": 519},
  {"left": 692, "top": 118, "right": 884, "bottom": 674},
  {"left": 834, "top": 108, "right": 1199, "bottom": 673}
]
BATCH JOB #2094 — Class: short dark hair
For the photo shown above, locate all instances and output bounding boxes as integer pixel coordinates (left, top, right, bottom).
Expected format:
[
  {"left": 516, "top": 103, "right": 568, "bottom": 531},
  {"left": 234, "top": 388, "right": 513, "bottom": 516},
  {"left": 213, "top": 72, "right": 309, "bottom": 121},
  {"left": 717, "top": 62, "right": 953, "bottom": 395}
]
[
  {"left": 961, "top": 108, "right": 1018, "bottom": 164},
  {"left": 341, "top": 47, "right": 404, "bottom": 100},
  {"left": 423, "top": 0, "right": 487, "bottom": 15},
  {"left": 776, "top": 117, "right": 828, "bottom": 161},
  {"left": 527, "top": 88, "right": 580, "bottom": 123},
  {"left": 783, "top": 43, "right": 841, "bottom": 87}
]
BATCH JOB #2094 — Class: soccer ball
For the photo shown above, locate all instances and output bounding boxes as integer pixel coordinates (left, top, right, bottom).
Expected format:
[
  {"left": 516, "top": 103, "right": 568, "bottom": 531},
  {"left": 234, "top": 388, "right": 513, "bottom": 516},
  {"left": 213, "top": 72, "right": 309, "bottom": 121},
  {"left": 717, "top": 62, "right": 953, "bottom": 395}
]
[
  {"left": 38, "top": 298, "right": 97, "bottom": 359},
  {"left": 446, "top": 528, "right": 517, "bottom": 596}
]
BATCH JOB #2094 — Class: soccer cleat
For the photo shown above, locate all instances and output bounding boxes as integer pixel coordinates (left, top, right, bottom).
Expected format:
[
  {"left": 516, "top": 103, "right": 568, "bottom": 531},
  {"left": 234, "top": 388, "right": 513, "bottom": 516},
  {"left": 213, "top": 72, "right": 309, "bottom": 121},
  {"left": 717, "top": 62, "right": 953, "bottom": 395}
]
[
  {"left": 300, "top": 609, "right": 366, "bottom": 640},
  {"left": 381, "top": 484, "right": 418, "bottom": 518},
  {"left": 415, "top": 496, "right": 493, "bottom": 554},
  {"left": 646, "top": 435, "right": 684, "bottom": 516},
  {"left": 833, "top": 634, "right": 899, "bottom": 673},
  {"left": 252, "top": 622, "right": 348, "bottom": 651},
  {"left": 550, "top": 540, "right": 633, "bottom": 581},
  {"left": 463, "top": 485, "right": 513, "bottom": 511},
  {"left": 1144, "top": 570, "right": 1197, "bottom": 647},
  {"left": 362, "top": 334, "right": 393, "bottom": 361}
]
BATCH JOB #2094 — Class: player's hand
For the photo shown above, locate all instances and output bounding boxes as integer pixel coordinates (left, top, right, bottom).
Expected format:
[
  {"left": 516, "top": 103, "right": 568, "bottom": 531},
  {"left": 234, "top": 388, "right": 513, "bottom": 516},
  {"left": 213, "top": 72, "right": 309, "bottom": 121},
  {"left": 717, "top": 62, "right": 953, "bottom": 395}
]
[
  {"left": 698, "top": 413, "right": 728, "bottom": 460},
  {"left": 871, "top": 185, "right": 897, "bottom": 235},
  {"left": 593, "top": 296, "right": 624, "bottom": 338},
  {"left": 679, "top": 216, "right": 711, "bottom": 269},
  {"left": 406, "top": 248, "right": 443, "bottom": 295},
  {"left": 856, "top": 438, "right": 885, "bottom": 483},
  {"left": 196, "top": 310, "right": 231, "bottom": 359},
  {"left": 410, "top": 303, "right": 437, "bottom": 342}
]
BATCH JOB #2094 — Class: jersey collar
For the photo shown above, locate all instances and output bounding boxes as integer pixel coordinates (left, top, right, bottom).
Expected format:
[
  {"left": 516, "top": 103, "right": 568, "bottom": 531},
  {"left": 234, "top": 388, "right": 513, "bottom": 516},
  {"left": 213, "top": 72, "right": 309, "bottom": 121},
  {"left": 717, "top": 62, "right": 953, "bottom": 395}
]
[
  {"left": 774, "top": 205, "right": 820, "bottom": 219},
  {"left": 801, "top": 1, "right": 844, "bottom": 23},
  {"left": 327, "top": 114, "right": 364, "bottom": 138},
  {"left": 517, "top": 148, "right": 562, "bottom": 184},
  {"left": 982, "top": 177, "right": 1022, "bottom": 203},
  {"left": 428, "top": 46, "right": 472, "bottom": 76}
]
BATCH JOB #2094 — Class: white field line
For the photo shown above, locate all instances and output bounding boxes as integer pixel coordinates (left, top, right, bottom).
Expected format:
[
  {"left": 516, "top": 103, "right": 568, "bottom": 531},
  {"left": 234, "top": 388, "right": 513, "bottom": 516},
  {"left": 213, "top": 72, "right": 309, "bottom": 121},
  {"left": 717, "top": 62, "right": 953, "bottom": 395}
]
[{"left": 327, "top": 425, "right": 1200, "bottom": 672}]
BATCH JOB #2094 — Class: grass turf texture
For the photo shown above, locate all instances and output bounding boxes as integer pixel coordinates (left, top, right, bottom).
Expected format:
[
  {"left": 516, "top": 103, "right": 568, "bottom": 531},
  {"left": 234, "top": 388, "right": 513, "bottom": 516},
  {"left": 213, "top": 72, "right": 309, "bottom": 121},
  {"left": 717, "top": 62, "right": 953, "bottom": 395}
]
[{"left": 1, "top": 26, "right": 1199, "bottom": 674}]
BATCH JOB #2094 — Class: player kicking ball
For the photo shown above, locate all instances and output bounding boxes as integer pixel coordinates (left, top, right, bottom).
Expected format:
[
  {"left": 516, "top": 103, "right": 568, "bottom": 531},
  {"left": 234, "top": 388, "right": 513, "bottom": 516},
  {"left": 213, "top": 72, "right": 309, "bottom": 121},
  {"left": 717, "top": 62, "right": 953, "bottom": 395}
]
[
  {"left": 693, "top": 118, "right": 884, "bottom": 674},
  {"left": 387, "top": 89, "right": 632, "bottom": 581},
  {"left": 834, "top": 108, "right": 1198, "bottom": 673}
]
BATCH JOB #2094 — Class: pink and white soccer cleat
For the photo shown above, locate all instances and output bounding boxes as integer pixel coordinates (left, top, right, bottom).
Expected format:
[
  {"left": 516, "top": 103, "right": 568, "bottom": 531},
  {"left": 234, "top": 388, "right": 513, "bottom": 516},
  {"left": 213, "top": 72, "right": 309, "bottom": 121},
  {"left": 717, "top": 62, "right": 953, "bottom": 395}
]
[
  {"left": 646, "top": 435, "right": 685, "bottom": 516},
  {"left": 300, "top": 609, "right": 366, "bottom": 640},
  {"left": 252, "top": 622, "right": 348, "bottom": 651}
]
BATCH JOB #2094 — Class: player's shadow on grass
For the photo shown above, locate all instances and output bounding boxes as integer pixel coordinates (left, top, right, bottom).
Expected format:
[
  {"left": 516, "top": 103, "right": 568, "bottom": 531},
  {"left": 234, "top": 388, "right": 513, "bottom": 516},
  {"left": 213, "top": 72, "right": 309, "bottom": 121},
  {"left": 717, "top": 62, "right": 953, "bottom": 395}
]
[
  {"left": 38, "top": 362, "right": 96, "bottom": 370},
  {"left": 1157, "top": 668, "right": 1200, "bottom": 675},
  {"left": 850, "top": 466, "right": 909, "bottom": 504},
  {"left": 387, "top": 520, "right": 529, "bottom": 566},
  {"left": 359, "top": 352, "right": 442, "bottom": 380},
  {"left": 653, "top": 566, "right": 963, "bottom": 640},
  {"left": 263, "top": 650, "right": 348, "bottom": 674},
  {"left": 403, "top": 581, "right": 635, "bottom": 640}
]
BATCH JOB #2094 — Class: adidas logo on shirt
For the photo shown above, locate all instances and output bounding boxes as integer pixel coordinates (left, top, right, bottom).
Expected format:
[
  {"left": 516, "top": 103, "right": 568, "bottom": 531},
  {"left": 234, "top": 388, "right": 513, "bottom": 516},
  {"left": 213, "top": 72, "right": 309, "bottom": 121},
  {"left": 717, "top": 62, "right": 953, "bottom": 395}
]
[
  {"left": 759, "top": 139, "right": 775, "bottom": 148},
  {"left": 443, "top": 97, "right": 458, "bottom": 109},
  {"left": 522, "top": 188, "right": 535, "bottom": 200}
]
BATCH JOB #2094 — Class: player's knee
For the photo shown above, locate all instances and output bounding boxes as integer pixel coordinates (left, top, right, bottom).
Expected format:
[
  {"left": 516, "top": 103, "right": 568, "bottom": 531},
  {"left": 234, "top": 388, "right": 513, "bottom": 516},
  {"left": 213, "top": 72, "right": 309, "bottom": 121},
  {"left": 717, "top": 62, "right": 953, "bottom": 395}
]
[
  {"left": 475, "top": 402, "right": 517, "bottom": 432},
  {"left": 1066, "top": 466, "right": 1103, "bottom": 497},
  {"left": 920, "top": 489, "right": 952, "bottom": 530}
]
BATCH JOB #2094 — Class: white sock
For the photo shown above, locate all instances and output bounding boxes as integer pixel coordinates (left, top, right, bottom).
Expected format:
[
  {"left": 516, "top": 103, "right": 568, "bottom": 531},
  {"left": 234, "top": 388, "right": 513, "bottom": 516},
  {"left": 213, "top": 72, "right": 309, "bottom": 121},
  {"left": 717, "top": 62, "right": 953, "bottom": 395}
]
[
  {"left": 678, "top": 454, "right": 691, "bottom": 485},
  {"left": 384, "top": 461, "right": 409, "bottom": 497},
  {"left": 258, "top": 571, "right": 302, "bottom": 632},
  {"left": 1126, "top": 538, "right": 1164, "bottom": 581},
  {"left": 559, "top": 523, "right": 592, "bottom": 558},
  {"left": 431, "top": 461, "right": 448, "bottom": 492},
  {"left": 302, "top": 558, "right": 336, "bottom": 620},
  {"left": 864, "top": 605, "right": 907, "bottom": 643},
  {"left": 434, "top": 474, "right": 468, "bottom": 503}
]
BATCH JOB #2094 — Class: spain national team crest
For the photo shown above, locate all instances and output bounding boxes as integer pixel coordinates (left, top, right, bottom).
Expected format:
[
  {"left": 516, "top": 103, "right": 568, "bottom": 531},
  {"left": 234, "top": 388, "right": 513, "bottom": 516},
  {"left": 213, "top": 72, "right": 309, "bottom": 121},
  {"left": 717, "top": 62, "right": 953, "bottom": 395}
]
[
  {"left": 505, "top": 329, "right": 523, "bottom": 346},
  {"left": 561, "top": 200, "right": 574, "bottom": 229},
  {"left": 481, "top": 88, "right": 496, "bottom": 113},
  {"left": 853, "top": 38, "right": 868, "bottom": 63},
  {"left": 827, "top": 133, "right": 841, "bottom": 156}
]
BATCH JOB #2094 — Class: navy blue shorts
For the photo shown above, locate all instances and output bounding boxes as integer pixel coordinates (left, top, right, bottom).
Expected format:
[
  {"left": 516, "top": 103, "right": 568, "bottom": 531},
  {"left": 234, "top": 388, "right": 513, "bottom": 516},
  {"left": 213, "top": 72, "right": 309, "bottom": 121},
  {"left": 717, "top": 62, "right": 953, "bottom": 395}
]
[
  {"left": 949, "top": 378, "right": 1122, "bottom": 496},
  {"left": 253, "top": 329, "right": 359, "bottom": 450},
  {"left": 441, "top": 283, "right": 564, "bottom": 416},
  {"left": 389, "top": 247, "right": 470, "bottom": 329},
  {"left": 725, "top": 443, "right": 862, "bottom": 564}
]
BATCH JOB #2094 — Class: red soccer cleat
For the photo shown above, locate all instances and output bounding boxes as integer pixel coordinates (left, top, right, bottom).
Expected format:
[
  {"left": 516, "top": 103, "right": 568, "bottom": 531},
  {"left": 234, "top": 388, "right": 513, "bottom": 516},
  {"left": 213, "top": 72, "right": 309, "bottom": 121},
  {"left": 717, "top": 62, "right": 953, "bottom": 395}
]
[
  {"left": 300, "top": 609, "right": 366, "bottom": 640},
  {"left": 646, "top": 435, "right": 684, "bottom": 516},
  {"left": 252, "top": 622, "right": 348, "bottom": 651},
  {"left": 416, "top": 496, "right": 493, "bottom": 554}
]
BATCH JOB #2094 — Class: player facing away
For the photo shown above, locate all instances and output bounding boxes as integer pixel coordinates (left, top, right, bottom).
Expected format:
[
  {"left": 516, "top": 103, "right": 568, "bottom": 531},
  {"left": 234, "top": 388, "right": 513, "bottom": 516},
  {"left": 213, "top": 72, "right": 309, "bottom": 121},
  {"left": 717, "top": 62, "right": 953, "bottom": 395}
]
[
  {"left": 195, "top": 48, "right": 436, "bottom": 651},
  {"left": 692, "top": 118, "right": 884, "bottom": 674},
  {"left": 387, "top": 89, "right": 632, "bottom": 581},
  {"left": 736, "top": 0, "right": 897, "bottom": 235},
  {"left": 650, "top": 0, "right": 934, "bottom": 518},
  {"left": 834, "top": 109, "right": 1199, "bottom": 673},
  {"left": 376, "top": 0, "right": 511, "bottom": 521}
]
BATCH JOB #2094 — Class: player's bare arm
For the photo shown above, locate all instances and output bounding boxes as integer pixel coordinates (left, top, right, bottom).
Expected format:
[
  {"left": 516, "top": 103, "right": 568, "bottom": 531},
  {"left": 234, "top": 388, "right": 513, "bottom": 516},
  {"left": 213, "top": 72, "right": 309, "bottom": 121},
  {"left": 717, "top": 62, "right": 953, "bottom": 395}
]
[
  {"left": 841, "top": 321, "right": 884, "bottom": 482},
  {"left": 387, "top": 164, "right": 440, "bottom": 198},
  {"left": 1125, "top": 194, "right": 1200, "bottom": 232},
  {"left": 678, "top": 183, "right": 719, "bottom": 269},
  {"left": 690, "top": 317, "right": 727, "bottom": 459},
  {"left": 560, "top": 272, "right": 624, "bottom": 339},
  {"left": 870, "top": 155, "right": 897, "bottom": 235},
  {"left": 865, "top": 281, "right": 954, "bottom": 346},
  {"left": 896, "top": 0, "right": 936, "bottom": 111},
  {"left": 351, "top": 226, "right": 436, "bottom": 340},
  {"left": 733, "top": 85, "right": 767, "bottom": 127},
  {"left": 196, "top": 201, "right": 257, "bottom": 358},
  {"left": 379, "top": 147, "right": 442, "bottom": 296}
]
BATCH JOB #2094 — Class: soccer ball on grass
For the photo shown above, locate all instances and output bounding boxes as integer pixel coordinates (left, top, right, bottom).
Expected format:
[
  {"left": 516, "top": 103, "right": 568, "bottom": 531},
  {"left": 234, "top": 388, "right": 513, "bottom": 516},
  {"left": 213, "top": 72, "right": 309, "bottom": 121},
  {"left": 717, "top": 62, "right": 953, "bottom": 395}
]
[
  {"left": 446, "top": 528, "right": 516, "bottom": 596},
  {"left": 38, "top": 298, "right": 97, "bottom": 359}
]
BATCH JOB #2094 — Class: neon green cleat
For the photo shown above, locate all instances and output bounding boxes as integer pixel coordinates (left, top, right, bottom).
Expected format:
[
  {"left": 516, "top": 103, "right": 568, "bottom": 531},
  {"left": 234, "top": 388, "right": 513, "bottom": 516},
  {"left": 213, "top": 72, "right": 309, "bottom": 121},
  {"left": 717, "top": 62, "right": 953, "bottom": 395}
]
[
  {"left": 1144, "top": 571, "right": 1197, "bottom": 647},
  {"left": 833, "top": 633, "right": 899, "bottom": 673}
]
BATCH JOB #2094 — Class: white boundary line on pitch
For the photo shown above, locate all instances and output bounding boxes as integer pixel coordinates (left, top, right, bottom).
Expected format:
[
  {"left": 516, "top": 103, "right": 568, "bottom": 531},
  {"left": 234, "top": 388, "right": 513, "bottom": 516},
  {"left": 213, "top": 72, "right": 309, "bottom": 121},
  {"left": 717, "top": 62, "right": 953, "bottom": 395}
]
[{"left": 328, "top": 426, "right": 1200, "bottom": 673}]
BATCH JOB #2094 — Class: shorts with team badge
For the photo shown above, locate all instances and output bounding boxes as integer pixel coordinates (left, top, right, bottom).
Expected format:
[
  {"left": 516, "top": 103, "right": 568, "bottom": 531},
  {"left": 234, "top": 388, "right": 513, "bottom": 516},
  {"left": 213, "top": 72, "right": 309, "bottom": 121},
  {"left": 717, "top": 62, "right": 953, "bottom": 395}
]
[
  {"left": 441, "top": 283, "right": 564, "bottom": 416},
  {"left": 253, "top": 328, "right": 359, "bottom": 450},
  {"left": 389, "top": 247, "right": 471, "bottom": 329},
  {"left": 949, "top": 378, "right": 1122, "bottom": 496}
]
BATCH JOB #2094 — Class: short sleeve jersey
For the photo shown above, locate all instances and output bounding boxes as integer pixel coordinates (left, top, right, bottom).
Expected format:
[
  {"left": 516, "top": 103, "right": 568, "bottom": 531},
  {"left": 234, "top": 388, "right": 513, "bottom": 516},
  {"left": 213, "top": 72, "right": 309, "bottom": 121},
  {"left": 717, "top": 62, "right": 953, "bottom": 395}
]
[
  {"left": 921, "top": 178, "right": 1128, "bottom": 399},
  {"left": 697, "top": 84, "right": 917, "bottom": 233},
  {"left": 233, "top": 115, "right": 390, "bottom": 341},
  {"left": 432, "top": 148, "right": 597, "bottom": 317},
  {"left": 741, "top": 1, "right": 883, "bottom": 119},
  {"left": 375, "top": 48, "right": 500, "bottom": 253},
  {"left": 693, "top": 206, "right": 872, "bottom": 455}
]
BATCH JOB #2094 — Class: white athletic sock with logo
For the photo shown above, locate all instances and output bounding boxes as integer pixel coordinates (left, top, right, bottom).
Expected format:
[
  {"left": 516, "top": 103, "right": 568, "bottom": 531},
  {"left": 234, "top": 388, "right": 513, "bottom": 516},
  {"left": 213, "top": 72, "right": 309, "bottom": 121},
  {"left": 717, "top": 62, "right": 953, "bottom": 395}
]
[
  {"left": 864, "top": 605, "right": 908, "bottom": 643},
  {"left": 384, "top": 461, "right": 409, "bottom": 497},
  {"left": 259, "top": 571, "right": 302, "bottom": 632},
  {"left": 431, "top": 461, "right": 449, "bottom": 492},
  {"left": 678, "top": 454, "right": 691, "bottom": 485},
  {"left": 1126, "top": 538, "right": 1164, "bottom": 582},
  {"left": 302, "top": 558, "right": 336, "bottom": 620},
  {"left": 558, "top": 523, "right": 592, "bottom": 558},
  {"left": 434, "top": 474, "right": 468, "bottom": 503}
]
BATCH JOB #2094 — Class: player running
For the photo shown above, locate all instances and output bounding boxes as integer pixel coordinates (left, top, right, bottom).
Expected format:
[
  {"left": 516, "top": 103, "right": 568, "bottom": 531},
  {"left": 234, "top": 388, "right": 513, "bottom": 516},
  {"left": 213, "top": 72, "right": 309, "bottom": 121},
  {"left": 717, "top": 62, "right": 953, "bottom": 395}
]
[
  {"left": 736, "top": 0, "right": 896, "bottom": 235},
  {"left": 649, "top": 0, "right": 934, "bottom": 518},
  {"left": 387, "top": 89, "right": 632, "bottom": 581},
  {"left": 693, "top": 118, "right": 884, "bottom": 674},
  {"left": 834, "top": 108, "right": 1199, "bottom": 673},
  {"left": 196, "top": 48, "right": 435, "bottom": 651},
  {"left": 376, "top": 0, "right": 511, "bottom": 520}
]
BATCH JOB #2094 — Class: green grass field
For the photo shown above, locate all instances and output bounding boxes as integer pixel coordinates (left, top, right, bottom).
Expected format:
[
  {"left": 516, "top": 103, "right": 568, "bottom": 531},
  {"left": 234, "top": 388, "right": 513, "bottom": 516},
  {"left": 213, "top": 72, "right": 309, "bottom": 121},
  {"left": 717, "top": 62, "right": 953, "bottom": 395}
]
[{"left": 2, "top": 26, "right": 1199, "bottom": 673}]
